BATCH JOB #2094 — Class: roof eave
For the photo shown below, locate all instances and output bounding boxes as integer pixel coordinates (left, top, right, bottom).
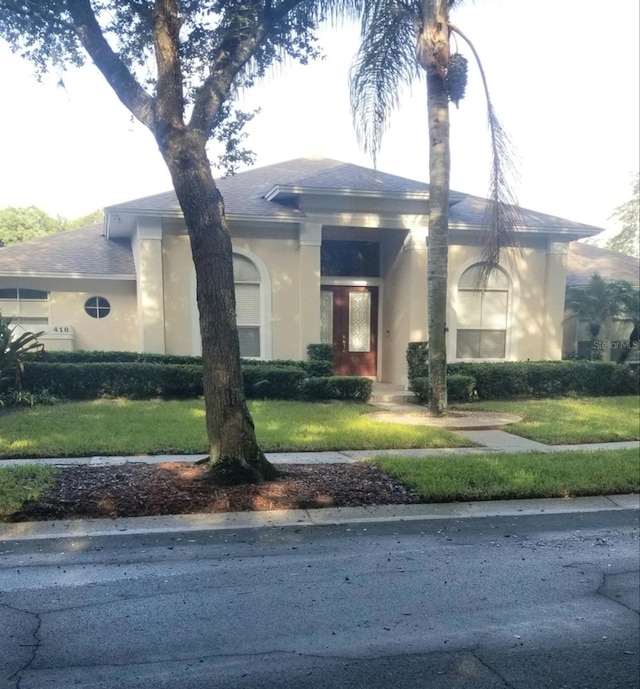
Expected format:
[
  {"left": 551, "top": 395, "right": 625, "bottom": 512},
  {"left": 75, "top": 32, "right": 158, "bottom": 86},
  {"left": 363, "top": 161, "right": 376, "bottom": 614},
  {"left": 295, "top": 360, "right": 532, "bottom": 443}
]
[
  {"left": 0, "top": 271, "right": 136, "bottom": 280},
  {"left": 263, "top": 184, "right": 437, "bottom": 203}
]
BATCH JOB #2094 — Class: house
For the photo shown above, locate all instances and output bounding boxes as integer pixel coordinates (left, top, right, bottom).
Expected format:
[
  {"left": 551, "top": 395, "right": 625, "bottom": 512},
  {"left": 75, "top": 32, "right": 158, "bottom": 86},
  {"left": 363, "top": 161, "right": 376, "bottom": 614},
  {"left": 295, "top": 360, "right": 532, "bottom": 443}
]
[
  {"left": 0, "top": 157, "right": 603, "bottom": 385},
  {"left": 563, "top": 242, "right": 640, "bottom": 361}
]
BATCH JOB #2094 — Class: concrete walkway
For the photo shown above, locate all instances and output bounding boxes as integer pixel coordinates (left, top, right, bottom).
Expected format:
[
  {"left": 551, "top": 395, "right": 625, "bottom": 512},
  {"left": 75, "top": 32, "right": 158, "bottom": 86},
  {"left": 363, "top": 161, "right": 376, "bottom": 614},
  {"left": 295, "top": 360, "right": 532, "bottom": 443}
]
[{"left": 1, "top": 433, "right": 638, "bottom": 468}]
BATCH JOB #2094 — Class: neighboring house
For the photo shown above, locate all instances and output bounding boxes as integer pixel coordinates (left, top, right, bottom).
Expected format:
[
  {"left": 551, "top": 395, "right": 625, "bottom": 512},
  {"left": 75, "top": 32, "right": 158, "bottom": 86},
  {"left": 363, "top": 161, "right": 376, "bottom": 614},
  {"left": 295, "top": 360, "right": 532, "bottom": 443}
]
[
  {"left": 0, "top": 158, "right": 602, "bottom": 385},
  {"left": 563, "top": 242, "right": 640, "bottom": 361}
]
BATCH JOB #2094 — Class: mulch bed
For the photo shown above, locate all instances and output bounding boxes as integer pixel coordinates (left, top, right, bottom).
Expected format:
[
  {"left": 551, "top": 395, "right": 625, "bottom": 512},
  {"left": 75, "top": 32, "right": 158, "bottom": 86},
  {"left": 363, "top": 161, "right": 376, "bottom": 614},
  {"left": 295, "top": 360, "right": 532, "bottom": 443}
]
[{"left": 8, "top": 462, "right": 421, "bottom": 522}]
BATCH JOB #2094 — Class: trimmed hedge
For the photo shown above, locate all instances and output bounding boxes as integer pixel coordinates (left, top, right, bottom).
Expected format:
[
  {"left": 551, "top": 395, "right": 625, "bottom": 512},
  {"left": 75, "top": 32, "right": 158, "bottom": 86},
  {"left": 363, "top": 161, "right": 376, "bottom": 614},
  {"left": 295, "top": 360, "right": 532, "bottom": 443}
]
[
  {"left": 307, "top": 343, "right": 333, "bottom": 363},
  {"left": 301, "top": 376, "right": 373, "bottom": 402},
  {"left": 243, "top": 366, "right": 307, "bottom": 400},
  {"left": 21, "top": 362, "right": 204, "bottom": 400},
  {"left": 411, "top": 375, "right": 476, "bottom": 403},
  {"left": 31, "top": 350, "right": 203, "bottom": 365},
  {"left": 448, "top": 361, "right": 639, "bottom": 399},
  {"left": 406, "top": 343, "right": 639, "bottom": 399},
  {"left": 32, "top": 350, "right": 333, "bottom": 377},
  {"left": 21, "top": 362, "right": 371, "bottom": 402}
]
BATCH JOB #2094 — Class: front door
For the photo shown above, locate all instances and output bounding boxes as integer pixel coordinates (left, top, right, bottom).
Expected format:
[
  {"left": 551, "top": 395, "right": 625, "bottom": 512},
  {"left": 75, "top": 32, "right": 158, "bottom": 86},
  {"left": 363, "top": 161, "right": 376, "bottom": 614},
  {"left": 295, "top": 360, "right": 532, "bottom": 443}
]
[{"left": 321, "top": 286, "right": 378, "bottom": 376}]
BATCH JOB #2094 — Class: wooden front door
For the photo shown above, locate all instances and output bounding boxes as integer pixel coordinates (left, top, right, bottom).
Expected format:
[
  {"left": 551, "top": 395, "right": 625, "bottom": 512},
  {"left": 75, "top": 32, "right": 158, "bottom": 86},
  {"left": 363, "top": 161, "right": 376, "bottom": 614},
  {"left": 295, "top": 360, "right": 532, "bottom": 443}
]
[{"left": 321, "top": 286, "right": 378, "bottom": 376}]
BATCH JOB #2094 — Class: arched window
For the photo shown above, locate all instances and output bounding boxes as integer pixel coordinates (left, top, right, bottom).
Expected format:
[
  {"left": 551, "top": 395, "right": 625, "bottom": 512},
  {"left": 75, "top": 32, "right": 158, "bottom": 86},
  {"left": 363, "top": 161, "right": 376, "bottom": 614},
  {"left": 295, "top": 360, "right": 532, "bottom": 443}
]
[
  {"left": 190, "top": 251, "right": 270, "bottom": 359},
  {"left": 233, "top": 254, "right": 261, "bottom": 357},
  {"left": 456, "top": 264, "right": 509, "bottom": 359}
]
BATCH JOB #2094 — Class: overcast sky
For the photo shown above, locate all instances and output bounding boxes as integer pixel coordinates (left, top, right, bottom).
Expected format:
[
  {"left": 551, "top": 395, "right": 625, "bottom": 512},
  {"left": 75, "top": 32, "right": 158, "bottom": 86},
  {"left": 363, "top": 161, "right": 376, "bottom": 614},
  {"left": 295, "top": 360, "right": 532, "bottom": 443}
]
[{"left": 0, "top": 0, "right": 638, "bottom": 238}]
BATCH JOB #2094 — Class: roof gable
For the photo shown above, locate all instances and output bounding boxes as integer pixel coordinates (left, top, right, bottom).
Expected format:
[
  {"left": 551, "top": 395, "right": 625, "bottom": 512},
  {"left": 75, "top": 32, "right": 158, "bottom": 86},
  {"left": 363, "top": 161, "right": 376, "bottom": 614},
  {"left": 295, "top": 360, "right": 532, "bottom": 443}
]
[{"left": 105, "top": 157, "right": 604, "bottom": 238}]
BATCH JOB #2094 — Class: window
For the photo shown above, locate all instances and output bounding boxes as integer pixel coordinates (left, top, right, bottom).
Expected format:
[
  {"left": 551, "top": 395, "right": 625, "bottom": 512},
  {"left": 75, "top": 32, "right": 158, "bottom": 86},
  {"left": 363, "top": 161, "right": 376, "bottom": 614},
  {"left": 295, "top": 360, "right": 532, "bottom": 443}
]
[
  {"left": 456, "top": 264, "right": 509, "bottom": 359},
  {"left": 321, "top": 240, "right": 380, "bottom": 277},
  {"left": 233, "top": 254, "right": 261, "bottom": 357},
  {"left": 84, "top": 296, "right": 111, "bottom": 319},
  {"left": 0, "top": 288, "right": 49, "bottom": 327}
]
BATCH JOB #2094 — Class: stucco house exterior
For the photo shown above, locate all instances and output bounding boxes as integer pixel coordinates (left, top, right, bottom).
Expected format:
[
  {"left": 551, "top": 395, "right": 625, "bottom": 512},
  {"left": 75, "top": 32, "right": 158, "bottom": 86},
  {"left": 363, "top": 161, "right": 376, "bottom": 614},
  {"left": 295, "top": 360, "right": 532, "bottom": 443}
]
[{"left": 0, "top": 158, "right": 603, "bottom": 385}]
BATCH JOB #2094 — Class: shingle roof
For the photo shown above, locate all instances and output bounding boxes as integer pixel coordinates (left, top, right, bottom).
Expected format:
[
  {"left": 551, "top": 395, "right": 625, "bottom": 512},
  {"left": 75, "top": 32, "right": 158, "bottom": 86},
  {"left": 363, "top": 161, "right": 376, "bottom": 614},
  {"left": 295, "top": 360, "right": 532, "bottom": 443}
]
[
  {"left": 566, "top": 242, "right": 640, "bottom": 287},
  {"left": 0, "top": 223, "right": 135, "bottom": 277},
  {"left": 108, "top": 158, "right": 435, "bottom": 220},
  {"left": 107, "top": 157, "right": 603, "bottom": 236},
  {"left": 449, "top": 195, "right": 603, "bottom": 233},
  {"left": 2, "top": 160, "right": 610, "bottom": 281}
]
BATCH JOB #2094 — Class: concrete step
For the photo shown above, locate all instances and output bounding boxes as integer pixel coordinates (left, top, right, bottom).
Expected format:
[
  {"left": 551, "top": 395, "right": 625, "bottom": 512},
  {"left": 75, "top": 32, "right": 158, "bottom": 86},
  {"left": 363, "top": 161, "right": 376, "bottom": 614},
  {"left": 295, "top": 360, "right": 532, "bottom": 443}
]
[{"left": 370, "top": 392, "right": 416, "bottom": 404}]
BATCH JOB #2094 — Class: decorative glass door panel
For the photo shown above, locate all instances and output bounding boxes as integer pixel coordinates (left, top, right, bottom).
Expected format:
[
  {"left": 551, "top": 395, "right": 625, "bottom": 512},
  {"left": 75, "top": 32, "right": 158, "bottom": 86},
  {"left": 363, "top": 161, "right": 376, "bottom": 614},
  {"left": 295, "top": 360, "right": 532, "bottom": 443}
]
[{"left": 348, "top": 291, "right": 371, "bottom": 352}]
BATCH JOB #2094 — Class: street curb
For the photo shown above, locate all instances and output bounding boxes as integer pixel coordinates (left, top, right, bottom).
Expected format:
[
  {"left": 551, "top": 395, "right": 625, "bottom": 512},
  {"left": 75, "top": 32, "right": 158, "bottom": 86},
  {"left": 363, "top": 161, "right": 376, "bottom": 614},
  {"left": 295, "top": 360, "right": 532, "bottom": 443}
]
[{"left": 1, "top": 494, "right": 638, "bottom": 541}]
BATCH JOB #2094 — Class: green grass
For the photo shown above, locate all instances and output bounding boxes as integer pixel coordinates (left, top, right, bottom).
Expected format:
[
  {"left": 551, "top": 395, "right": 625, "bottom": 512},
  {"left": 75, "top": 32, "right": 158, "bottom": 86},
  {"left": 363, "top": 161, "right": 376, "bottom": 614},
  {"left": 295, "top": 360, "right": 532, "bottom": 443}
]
[
  {"left": 0, "top": 399, "right": 469, "bottom": 459},
  {"left": 372, "top": 449, "right": 640, "bottom": 502},
  {"left": 453, "top": 396, "right": 640, "bottom": 444},
  {"left": 0, "top": 465, "right": 59, "bottom": 515}
]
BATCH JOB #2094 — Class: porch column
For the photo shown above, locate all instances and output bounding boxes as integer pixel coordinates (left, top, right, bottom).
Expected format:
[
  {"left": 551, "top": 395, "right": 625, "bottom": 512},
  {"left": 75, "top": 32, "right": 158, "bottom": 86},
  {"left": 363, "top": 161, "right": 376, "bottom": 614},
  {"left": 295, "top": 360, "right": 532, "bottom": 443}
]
[
  {"left": 406, "top": 226, "right": 429, "bottom": 341},
  {"left": 298, "top": 222, "right": 322, "bottom": 358},
  {"left": 542, "top": 241, "right": 568, "bottom": 359},
  {"left": 382, "top": 225, "right": 428, "bottom": 385},
  {"left": 133, "top": 218, "right": 166, "bottom": 354}
]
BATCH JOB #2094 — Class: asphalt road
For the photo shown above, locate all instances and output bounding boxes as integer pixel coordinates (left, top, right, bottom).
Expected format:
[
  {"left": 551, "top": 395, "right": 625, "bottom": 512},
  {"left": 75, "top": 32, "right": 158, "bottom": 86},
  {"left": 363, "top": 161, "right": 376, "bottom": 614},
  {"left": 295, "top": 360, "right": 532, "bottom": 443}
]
[{"left": 1, "top": 509, "right": 639, "bottom": 689}]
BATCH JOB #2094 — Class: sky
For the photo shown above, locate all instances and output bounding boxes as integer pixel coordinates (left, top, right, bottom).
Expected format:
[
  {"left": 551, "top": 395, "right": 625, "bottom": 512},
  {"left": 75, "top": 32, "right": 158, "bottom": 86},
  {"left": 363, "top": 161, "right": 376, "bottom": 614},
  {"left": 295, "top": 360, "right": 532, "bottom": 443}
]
[{"left": 0, "top": 0, "right": 638, "bottom": 239}]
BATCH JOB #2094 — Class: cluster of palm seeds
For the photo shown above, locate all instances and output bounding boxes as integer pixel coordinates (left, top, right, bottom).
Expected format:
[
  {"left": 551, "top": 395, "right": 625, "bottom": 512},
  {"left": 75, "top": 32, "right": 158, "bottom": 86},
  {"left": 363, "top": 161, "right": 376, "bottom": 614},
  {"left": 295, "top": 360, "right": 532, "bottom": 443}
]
[{"left": 446, "top": 52, "right": 468, "bottom": 107}]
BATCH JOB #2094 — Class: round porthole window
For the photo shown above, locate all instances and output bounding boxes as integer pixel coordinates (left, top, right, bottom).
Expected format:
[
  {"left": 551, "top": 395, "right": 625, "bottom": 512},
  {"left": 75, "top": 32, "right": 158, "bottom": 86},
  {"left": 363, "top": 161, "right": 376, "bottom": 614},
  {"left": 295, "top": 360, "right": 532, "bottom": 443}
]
[{"left": 84, "top": 296, "right": 111, "bottom": 319}]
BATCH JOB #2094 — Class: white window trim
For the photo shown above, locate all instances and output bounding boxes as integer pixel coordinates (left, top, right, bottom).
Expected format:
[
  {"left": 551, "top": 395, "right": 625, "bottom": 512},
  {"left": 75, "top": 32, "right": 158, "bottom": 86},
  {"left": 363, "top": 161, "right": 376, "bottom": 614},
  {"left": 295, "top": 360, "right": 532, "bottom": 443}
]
[
  {"left": 0, "top": 288, "right": 50, "bottom": 325},
  {"left": 190, "top": 247, "right": 272, "bottom": 359},
  {"left": 449, "top": 261, "right": 518, "bottom": 362}
]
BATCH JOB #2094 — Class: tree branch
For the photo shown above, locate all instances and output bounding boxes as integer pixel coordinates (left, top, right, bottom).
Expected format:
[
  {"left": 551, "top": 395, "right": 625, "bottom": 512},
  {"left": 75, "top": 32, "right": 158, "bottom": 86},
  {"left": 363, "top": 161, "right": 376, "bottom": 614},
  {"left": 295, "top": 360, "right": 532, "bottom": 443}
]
[
  {"left": 152, "top": 0, "right": 185, "bottom": 137},
  {"left": 66, "top": 0, "right": 155, "bottom": 129},
  {"left": 188, "top": 24, "right": 267, "bottom": 136}
]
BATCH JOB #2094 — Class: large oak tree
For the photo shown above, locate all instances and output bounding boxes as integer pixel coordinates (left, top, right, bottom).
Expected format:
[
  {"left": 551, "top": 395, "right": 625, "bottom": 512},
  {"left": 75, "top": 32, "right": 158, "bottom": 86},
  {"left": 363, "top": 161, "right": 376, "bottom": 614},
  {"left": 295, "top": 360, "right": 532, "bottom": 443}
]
[{"left": 0, "top": 0, "right": 352, "bottom": 484}]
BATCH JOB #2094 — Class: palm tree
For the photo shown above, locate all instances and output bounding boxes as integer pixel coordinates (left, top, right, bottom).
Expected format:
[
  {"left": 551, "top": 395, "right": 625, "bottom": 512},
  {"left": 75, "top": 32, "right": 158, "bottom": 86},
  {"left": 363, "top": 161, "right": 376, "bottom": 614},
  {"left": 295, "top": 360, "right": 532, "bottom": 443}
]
[
  {"left": 350, "top": 0, "right": 519, "bottom": 414},
  {"left": 618, "top": 287, "right": 640, "bottom": 362},
  {"left": 565, "top": 274, "right": 635, "bottom": 360}
]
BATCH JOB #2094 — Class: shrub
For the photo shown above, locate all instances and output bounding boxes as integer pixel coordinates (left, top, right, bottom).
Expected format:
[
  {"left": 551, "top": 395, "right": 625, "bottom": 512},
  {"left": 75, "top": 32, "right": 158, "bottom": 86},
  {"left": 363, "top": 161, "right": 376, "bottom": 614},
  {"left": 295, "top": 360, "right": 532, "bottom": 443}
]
[
  {"left": 22, "top": 362, "right": 204, "bottom": 400},
  {"left": 406, "top": 338, "right": 639, "bottom": 400},
  {"left": 32, "top": 350, "right": 203, "bottom": 366},
  {"left": 302, "top": 360, "right": 333, "bottom": 377},
  {"left": 307, "top": 343, "right": 333, "bottom": 364},
  {"left": 410, "top": 375, "right": 476, "bottom": 404},
  {"left": 301, "top": 376, "right": 373, "bottom": 401},
  {"left": 1, "top": 312, "right": 44, "bottom": 394},
  {"left": 447, "top": 375, "right": 477, "bottom": 402},
  {"left": 242, "top": 366, "right": 307, "bottom": 400},
  {"left": 447, "top": 361, "right": 639, "bottom": 399},
  {"left": 406, "top": 342, "right": 429, "bottom": 380}
]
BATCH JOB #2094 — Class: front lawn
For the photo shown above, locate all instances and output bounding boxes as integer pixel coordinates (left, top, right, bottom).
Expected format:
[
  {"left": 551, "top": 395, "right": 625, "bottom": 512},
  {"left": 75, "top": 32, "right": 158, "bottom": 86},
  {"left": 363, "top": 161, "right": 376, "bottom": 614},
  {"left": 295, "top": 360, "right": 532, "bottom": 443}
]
[
  {"left": 0, "top": 399, "right": 469, "bottom": 459},
  {"left": 372, "top": 448, "right": 640, "bottom": 502},
  {"left": 453, "top": 396, "right": 640, "bottom": 444}
]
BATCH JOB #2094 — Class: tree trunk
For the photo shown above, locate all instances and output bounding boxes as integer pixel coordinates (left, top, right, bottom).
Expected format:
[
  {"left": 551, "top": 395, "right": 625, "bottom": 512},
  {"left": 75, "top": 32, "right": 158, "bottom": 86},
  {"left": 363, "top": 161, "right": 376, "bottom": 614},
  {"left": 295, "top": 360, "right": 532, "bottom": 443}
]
[
  {"left": 419, "top": 1, "right": 451, "bottom": 415},
  {"left": 158, "top": 129, "right": 279, "bottom": 485}
]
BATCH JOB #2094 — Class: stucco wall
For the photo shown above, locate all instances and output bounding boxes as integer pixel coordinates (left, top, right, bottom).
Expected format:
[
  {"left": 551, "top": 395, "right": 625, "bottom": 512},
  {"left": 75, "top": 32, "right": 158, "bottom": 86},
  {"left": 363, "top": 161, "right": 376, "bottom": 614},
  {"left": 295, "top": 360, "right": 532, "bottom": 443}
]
[
  {"left": 447, "top": 243, "right": 566, "bottom": 361},
  {"left": 49, "top": 280, "right": 138, "bottom": 352},
  {"left": 161, "top": 222, "right": 305, "bottom": 360}
]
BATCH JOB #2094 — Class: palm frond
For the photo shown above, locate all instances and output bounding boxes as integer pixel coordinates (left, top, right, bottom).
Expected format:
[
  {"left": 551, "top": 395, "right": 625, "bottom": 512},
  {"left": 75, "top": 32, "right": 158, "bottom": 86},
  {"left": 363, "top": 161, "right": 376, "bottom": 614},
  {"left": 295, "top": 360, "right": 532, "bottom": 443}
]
[
  {"left": 350, "top": 0, "right": 420, "bottom": 163},
  {"left": 450, "top": 24, "right": 521, "bottom": 286}
]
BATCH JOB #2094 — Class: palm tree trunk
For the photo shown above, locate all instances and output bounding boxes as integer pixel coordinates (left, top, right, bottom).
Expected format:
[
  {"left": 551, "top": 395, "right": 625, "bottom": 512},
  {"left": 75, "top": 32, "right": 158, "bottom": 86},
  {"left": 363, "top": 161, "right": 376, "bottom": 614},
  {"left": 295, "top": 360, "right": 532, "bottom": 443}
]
[
  {"left": 419, "top": 1, "right": 451, "bottom": 415},
  {"left": 158, "top": 129, "right": 278, "bottom": 485}
]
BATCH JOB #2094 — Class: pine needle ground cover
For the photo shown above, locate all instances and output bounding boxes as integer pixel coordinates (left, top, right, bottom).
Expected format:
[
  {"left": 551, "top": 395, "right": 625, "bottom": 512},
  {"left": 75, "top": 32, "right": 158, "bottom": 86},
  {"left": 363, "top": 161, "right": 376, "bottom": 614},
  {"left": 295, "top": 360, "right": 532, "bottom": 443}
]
[{"left": 454, "top": 396, "right": 639, "bottom": 444}]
